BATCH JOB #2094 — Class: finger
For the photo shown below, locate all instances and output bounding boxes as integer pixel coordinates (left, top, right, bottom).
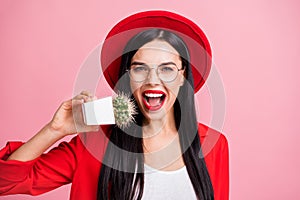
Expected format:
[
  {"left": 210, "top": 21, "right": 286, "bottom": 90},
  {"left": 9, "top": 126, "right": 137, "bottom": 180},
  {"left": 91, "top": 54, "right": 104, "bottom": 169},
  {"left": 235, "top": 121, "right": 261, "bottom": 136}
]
[
  {"left": 88, "top": 125, "right": 99, "bottom": 132},
  {"left": 84, "top": 96, "right": 94, "bottom": 103},
  {"left": 73, "top": 94, "right": 90, "bottom": 102},
  {"left": 78, "top": 125, "right": 99, "bottom": 133},
  {"left": 76, "top": 93, "right": 96, "bottom": 103},
  {"left": 92, "top": 95, "right": 98, "bottom": 101},
  {"left": 90, "top": 125, "right": 99, "bottom": 131},
  {"left": 60, "top": 99, "right": 83, "bottom": 111},
  {"left": 80, "top": 91, "right": 93, "bottom": 98},
  {"left": 71, "top": 99, "right": 84, "bottom": 106}
]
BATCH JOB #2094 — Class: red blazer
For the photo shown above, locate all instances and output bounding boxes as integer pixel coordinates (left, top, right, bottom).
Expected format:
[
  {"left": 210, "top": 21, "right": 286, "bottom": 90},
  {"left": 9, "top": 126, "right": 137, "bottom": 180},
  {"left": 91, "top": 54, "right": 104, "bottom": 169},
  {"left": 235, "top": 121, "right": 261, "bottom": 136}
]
[{"left": 0, "top": 123, "right": 229, "bottom": 199}]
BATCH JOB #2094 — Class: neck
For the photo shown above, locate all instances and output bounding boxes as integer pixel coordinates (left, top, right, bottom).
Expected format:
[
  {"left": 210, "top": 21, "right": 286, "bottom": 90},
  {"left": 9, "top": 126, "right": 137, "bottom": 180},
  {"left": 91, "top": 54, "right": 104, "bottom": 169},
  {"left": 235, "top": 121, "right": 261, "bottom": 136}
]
[
  {"left": 142, "top": 108, "right": 184, "bottom": 170},
  {"left": 142, "top": 109, "right": 177, "bottom": 138}
]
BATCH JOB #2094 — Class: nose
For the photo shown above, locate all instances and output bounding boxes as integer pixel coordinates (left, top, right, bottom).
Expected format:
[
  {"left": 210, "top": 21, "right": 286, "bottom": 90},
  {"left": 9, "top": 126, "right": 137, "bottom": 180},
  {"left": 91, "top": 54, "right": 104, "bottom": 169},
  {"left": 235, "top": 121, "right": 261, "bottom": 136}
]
[{"left": 145, "top": 68, "right": 161, "bottom": 85}]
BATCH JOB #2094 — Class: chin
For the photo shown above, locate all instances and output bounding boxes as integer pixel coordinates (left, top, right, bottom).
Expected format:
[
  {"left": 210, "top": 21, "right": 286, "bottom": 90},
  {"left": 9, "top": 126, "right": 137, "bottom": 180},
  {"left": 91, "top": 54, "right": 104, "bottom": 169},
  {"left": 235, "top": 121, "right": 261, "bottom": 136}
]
[
  {"left": 142, "top": 108, "right": 168, "bottom": 122},
  {"left": 139, "top": 100, "right": 175, "bottom": 124}
]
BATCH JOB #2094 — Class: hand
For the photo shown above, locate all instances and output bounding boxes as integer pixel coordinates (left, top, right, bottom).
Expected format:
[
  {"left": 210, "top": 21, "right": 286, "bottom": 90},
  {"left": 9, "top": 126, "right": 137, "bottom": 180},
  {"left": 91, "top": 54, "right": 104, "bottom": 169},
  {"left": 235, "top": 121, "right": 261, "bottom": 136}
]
[{"left": 49, "top": 91, "right": 99, "bottom": 136}]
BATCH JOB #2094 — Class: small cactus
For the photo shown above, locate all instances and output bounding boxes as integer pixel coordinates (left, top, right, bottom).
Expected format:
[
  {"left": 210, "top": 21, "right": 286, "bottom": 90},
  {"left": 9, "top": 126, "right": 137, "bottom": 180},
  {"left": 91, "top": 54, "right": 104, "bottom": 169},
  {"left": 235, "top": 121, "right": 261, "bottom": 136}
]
[{"left": 112, "top": 92, "right": 137, "bottom": 129}]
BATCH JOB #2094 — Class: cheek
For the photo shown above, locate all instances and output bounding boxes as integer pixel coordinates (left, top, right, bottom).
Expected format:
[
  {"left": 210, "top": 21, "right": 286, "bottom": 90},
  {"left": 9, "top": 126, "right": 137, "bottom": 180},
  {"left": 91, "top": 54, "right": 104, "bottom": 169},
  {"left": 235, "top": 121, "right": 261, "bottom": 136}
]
[
  {"left": 130, "top": 80, "right": 141, "bottom": 94},
  {"left": 165, "top": 78, "right": 183, "bottom": 95},
  {"left": 130, "top": 81, "right": 143, "bottom": 102}
]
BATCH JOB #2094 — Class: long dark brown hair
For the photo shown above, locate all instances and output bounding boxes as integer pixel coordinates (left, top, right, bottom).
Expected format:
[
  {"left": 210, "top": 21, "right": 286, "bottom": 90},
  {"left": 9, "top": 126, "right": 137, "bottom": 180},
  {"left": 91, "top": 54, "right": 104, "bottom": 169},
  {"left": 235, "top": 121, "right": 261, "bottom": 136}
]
[{"left": 97, "top": 29, "right": 214, "bottom": 200}]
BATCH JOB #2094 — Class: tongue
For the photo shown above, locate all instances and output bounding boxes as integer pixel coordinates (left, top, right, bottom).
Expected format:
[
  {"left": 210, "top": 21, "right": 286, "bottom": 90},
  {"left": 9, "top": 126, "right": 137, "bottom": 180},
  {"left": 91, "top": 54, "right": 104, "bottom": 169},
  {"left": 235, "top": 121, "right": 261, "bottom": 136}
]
[{"left": 148, "top": 97, "right": 161, "bottom": 107}]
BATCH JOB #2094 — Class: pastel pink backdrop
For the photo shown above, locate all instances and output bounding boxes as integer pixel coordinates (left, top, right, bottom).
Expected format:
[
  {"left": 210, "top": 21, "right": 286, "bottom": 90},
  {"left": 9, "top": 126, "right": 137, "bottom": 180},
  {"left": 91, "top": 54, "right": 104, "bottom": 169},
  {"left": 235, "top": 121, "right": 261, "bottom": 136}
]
[{"left": 1, "top": 0, "right": 299, "bottom": 199}]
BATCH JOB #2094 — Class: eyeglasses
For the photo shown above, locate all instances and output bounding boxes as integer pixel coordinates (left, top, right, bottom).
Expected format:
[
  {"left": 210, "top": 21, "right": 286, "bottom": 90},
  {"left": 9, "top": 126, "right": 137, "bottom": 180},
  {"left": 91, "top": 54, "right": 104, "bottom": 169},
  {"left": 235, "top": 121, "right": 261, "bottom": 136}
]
[{"left": 127, "top": 63, "right": 184, "bottom": 83}]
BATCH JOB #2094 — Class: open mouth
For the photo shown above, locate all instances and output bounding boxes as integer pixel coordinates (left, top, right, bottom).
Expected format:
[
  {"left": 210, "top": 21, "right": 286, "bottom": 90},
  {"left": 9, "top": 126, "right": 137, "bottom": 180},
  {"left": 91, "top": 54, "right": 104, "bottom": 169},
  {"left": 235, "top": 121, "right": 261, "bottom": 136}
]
[{"left": 142, "top": 90, "right": 166, "bottom": 111}]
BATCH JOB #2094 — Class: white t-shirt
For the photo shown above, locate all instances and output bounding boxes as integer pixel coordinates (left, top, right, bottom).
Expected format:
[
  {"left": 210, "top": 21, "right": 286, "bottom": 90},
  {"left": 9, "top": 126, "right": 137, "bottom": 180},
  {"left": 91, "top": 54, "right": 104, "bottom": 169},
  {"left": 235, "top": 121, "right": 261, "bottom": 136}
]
[{"left": 141, "top": 164, "right": 197, "bottom": 200}]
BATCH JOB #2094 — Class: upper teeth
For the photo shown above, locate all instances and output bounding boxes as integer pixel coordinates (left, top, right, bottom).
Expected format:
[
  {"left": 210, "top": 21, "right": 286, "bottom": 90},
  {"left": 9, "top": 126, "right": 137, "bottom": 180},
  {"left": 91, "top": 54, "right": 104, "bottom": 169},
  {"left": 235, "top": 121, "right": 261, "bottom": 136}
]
[{"left": 144, "top": 93, "right": 163, "bottom": 98}]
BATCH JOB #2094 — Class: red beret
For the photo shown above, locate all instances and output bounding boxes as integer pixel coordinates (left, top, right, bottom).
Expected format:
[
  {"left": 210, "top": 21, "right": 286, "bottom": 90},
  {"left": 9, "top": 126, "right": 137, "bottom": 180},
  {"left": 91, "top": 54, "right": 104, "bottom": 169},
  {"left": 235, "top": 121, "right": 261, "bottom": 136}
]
[{"left": 101, "top": 10, "right": 212, "bottom": 93}]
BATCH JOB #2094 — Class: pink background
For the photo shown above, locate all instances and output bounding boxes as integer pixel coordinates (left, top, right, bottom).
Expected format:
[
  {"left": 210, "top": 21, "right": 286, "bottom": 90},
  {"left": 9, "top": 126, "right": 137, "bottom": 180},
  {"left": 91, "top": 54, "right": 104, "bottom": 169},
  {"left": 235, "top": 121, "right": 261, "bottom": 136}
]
[{"left": 1, "top": 0, "right": 300, "bottom": 199}]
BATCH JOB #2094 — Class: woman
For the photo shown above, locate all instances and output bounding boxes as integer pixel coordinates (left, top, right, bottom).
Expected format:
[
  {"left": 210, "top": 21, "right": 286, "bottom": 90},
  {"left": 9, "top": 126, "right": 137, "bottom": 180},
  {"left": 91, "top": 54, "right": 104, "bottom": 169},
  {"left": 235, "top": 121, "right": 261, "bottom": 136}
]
[{"left": 0, "top": 11, "right": 228, "bottom": 200}]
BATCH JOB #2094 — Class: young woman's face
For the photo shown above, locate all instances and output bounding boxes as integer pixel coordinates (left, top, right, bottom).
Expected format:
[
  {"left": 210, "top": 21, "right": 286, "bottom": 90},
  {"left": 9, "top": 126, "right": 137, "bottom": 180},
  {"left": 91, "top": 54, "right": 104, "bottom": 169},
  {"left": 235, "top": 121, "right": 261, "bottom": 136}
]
[{"left": 130, "top": 39, "right": 185, "bottom": 121}]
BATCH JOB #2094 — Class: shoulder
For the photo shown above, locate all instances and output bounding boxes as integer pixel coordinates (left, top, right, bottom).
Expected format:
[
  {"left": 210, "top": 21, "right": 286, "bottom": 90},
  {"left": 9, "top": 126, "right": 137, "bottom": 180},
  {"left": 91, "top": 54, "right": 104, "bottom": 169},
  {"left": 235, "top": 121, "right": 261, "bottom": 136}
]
[
  {"left": 198, "top": 123, "right": 229, "bottom": 200},
  {"left": 197, "top": 123, "right": 228, "bottom": 158},
  {"left": 198, "top": 123, "right": 228, "bottom": 145}
]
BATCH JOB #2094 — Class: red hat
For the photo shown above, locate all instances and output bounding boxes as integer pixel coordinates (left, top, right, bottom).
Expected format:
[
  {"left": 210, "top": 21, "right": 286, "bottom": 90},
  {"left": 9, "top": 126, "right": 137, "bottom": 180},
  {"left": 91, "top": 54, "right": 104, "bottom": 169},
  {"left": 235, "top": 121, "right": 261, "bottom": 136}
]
[{"left": 101, "top": 10, "right": 212, "bottom": 93}]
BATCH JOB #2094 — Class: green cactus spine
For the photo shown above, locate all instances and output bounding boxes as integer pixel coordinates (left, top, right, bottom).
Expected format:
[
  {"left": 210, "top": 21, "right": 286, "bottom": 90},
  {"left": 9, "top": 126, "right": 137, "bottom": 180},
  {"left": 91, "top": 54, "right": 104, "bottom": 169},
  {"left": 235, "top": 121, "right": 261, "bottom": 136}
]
[{"left": 112, "top": 92, "right": 137, "bottom": 128}]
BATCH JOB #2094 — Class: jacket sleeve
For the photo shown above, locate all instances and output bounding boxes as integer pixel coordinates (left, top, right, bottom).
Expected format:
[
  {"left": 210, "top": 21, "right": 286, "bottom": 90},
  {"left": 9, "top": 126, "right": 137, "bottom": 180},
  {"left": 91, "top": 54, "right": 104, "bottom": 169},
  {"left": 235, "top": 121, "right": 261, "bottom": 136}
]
[
  {"left": 0, "top": 136, "right": 83, "bottom": 196},
  {"left": 199, "top": 124, "right": 229, "bottom": 200}
]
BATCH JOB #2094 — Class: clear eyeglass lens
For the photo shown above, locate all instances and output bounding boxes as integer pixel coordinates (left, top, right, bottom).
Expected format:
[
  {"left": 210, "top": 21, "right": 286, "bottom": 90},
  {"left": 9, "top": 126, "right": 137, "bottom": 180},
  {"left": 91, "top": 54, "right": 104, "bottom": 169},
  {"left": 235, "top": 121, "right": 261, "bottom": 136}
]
[
  {"left": 129, "top": 65, "right": 178, "bottom": 82},
  {"left": 157, "top": 65, "right": 177, "bottom": 82}
]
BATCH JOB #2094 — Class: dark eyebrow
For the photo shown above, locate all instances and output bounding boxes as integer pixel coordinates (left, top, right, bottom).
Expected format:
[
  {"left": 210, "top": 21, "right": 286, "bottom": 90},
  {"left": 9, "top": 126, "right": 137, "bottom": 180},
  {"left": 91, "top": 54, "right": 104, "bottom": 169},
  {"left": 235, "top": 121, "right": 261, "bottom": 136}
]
[
  {"left": 131, "top": 61, "right": 146, "bottom": 66},
  {"left": 130, "top": 61, "right": 177, "bottom": 67},
  {"left": 159, "top": 62, "right": 177, "bottom": 67}
]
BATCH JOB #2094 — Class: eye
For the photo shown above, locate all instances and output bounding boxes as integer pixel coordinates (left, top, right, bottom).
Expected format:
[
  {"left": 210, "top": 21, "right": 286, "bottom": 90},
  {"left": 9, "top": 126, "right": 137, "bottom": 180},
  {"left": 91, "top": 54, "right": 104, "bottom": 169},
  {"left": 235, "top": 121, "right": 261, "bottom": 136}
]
[
  {"left": 132, "top": 65, "right": 148, "bottom": 73},
  {"left": 160, "top": 65, "right": 176, "bottom": 73}
]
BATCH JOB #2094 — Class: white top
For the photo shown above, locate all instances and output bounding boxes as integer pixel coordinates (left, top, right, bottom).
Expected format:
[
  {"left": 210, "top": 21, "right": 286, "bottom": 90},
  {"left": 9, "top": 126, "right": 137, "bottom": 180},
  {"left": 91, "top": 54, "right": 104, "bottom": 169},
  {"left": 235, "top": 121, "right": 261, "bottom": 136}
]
[{"left": 141, "top": 164, "right": 197, "bottom": 200}]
